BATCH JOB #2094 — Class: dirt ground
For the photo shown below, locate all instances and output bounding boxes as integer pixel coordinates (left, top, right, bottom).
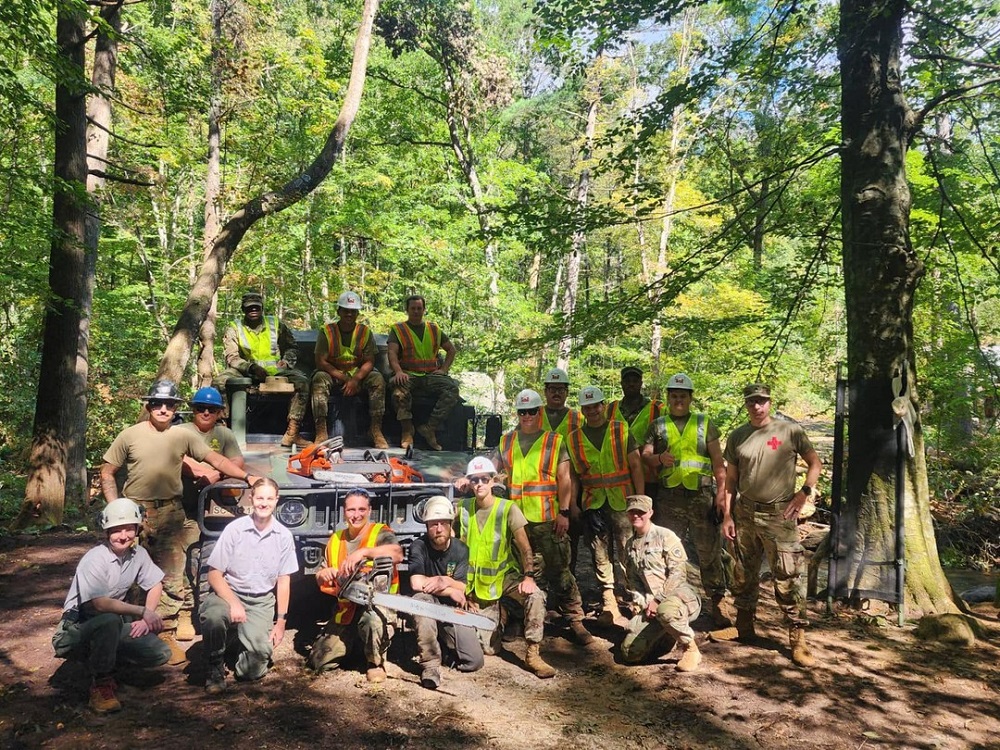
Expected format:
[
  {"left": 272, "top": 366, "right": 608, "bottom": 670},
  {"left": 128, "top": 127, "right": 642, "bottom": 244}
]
[{"left": 2, "top": 530, "right": 999, "bottom": 750}]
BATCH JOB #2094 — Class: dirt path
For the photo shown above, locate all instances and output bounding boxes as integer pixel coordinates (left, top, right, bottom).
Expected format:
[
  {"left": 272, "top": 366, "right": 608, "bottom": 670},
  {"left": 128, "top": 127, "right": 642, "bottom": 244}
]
[{"left": 2, "top": 531, "right": 998, "bottom": 750}]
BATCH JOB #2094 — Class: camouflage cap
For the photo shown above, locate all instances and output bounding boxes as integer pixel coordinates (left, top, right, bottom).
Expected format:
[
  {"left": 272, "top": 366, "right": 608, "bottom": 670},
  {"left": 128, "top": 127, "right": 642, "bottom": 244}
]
[
  {"left": 625, "top": 495, "right": 653, "bottom": 513},
  {"left": 743, "top": 383, "right": 771, "bottom": 400},
  {"left": 241, "top": 292, "right": 264, "bottom": 309}
]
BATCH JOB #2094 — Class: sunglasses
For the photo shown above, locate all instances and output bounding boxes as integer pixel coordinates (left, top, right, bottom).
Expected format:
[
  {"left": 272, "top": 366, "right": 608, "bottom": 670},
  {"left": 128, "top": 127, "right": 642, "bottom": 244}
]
[
  {"left": 468, "top": 475, "right": 493, "bottom": 485},
  {"left": 345, "top": 487, "right": 371, "bottom": 499},
  {"left": 745, "top": 397, "right": 770, "bottom": 406},
  {"left": 518, "top": 408, "right": 540, "bottom": 416},
  {"left": 147, "top": 400, "right": 177, "bottom": 410},
  {"left": 194, "top": 405, "right": 221, "bottom": 414},
  {"left": 545, "top": 385, "right": 568, "bottom": 392},
  {"left": 243, "top": 305, "right": 262, "bottom": 312}
]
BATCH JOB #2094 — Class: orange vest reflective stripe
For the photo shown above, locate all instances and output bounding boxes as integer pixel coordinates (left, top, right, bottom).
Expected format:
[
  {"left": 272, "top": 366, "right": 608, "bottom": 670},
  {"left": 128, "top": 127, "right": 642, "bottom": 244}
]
[
  {"left": 608, "top": 399, "right": 663, "bottom": 483},
  {"left": 541, "top": 408, "right": 581, "bottom": 439},
  {"left": 323, "top": 321, "right": 371, "bottom": 376},
  {"left": 319, "top": 522, "right": 399, "bottom": 625},
  {"left": 499, "top": 430, "right": 562, "bottom": 522},
  {"left": 567, "top": 420, "right": 632, "bottom": 511},
  {"left": 392, "top": 321, "right": 441, "bottom": 374}
]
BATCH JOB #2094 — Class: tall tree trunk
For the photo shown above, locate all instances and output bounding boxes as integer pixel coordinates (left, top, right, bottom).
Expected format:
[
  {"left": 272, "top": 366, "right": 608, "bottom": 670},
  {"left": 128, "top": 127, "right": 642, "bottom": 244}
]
[
  {"left": 838, "top": 0, "right": 954, "bottom": 615},
  {"left": 17, "top": 2, "right": 91, "bottom": 527},
  {"left": 156, "top": 0, "right": 381, "bottom": 382},
  {"left": 557, "top": 81, "right": 599, "bottom": 371}
]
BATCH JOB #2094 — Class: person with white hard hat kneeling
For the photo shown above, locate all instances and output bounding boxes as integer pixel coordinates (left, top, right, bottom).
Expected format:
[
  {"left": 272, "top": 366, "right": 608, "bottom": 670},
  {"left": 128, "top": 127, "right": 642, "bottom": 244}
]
[
  {"left": 311, "top": 290, "right": 388, "bottom": 448},
  {"left": 53, "top": 498, "right": 173, "bottom": 714},
  {"left": 456, "top": 456, "right": 557, "bottom": 678},
  {"left": 409, "top": 495, "right": 484, "bottom": 689}
]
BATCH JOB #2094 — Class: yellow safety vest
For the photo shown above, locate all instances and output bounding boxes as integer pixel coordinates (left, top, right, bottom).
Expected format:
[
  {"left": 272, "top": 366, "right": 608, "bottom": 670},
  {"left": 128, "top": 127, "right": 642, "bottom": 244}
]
[
  {"left": 499, "top": 430, "right": 561, "bottom": 522},
  {"left": 541, "top": 408, "right": 581, "bottom": 439},
  {"left": 323, "top": 321, "right": 371, "bottom": 376},
  {"left": 319, "top": 522, "right": 399, "bottom": 625},
  {"left": 608, "top": 399, "right": 663, "bottom": 483},
  {"left": 567, "top": 420, "right": 633, "bottom": 511},
  {"left": 392, "top": 321, "right": 441, "bottom": 375},
  {"left": 458, "top": 498, "right": 516, "bottom": 602},
  {"left": 235, "top": 317, "right": 280, "bottom": 374},
  {"left": 662, "top": 413, "right": 712, "bottom": 490}
]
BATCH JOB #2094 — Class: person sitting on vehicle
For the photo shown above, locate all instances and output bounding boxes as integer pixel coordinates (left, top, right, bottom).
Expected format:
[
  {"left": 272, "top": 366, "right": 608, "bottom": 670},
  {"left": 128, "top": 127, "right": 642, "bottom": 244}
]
[
  {"left": 309, "top": 488, "right": 404, "bottom": 683},
  {"left": 52, "top": 498, "right": 172, "bottom": 714},
  {"left": 409, "top": 495, "right": 484, "bottom": 690},
  {"left": 199, "top": 478, "right": 298, "bottom": 693},
  {"left": 213, "top": 291, "right": 309, "bottom": 448},
  {"left": 387, "top": 294, "right": 459, "bottom": 451},
  {"left": 620, "top": 495, "right": 702, "bottom": 672},
  {"left": 311, "top": 290, "right": 388, "bottom": 449},
  {"left": 456, "top": 457, "right": 556, "bottom": 679}
]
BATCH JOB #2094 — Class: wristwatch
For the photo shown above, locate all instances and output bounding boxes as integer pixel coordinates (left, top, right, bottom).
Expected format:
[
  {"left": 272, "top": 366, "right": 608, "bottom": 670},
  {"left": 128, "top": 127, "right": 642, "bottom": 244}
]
[
  {"left": 801, "top": 485, "right": 813, "bottom": 496},
  {"left": 523, "top": 570, "right": 536, "bottom": 578},
  {"left": 559, "top": 508, "right": 570, "bottom": 518}
]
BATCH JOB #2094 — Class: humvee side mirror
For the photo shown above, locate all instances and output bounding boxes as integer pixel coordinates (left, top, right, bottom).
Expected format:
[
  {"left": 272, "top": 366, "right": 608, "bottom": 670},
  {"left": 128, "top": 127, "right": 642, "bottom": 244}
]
[{"left": 483, "top": 414, "right": 502, "bottom": 448}]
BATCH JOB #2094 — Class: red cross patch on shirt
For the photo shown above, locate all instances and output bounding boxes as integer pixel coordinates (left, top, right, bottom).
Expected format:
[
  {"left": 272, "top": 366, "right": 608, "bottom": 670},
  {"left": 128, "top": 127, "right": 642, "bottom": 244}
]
[{"left": 767, "top": 436, "right": 782, "bottom": 450}]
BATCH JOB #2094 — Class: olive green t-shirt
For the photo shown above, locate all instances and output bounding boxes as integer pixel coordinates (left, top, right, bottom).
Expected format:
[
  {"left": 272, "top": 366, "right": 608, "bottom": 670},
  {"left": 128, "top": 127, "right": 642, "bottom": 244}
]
[
  {"left": 178, "top": 422, "right": 242, "bottom": 460},
  {"left": 723, "top": 418, "right": 815, "bottom": 504},
  {"left": 104, "top": 422, "right": 211, "bottom": 503}
]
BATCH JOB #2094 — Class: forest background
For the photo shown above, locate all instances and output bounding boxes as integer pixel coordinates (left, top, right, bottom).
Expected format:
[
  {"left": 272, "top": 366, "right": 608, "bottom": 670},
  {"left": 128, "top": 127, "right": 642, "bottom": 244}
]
[{"left": 1, "top": 0, "right": 999, "bottom": 579}]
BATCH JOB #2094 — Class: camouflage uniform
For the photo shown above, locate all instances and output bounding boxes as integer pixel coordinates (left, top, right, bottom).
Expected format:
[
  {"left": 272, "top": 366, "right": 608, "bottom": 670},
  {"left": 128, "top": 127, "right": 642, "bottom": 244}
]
[
  {"left": 621, "top": 524, "right": 701, "bottom": 663},
  {"left": 524, "top": 522, "right": 585, "bottom": 622},
  {"left": 311, "top": 369, "right": 386, "bottom": 432},
  {"left": 391, "top": 373, "right": 459, "bottom": 426}
]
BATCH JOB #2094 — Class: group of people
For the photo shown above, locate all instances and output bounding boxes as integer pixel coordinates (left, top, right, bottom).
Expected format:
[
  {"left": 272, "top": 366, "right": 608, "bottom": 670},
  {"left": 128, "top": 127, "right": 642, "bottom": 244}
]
[
  {"left": 56, "top": 302, "right": 822, "bottom": 712},
  {"left": 213, "top": 291, "right": 459, "bottom": 451}
]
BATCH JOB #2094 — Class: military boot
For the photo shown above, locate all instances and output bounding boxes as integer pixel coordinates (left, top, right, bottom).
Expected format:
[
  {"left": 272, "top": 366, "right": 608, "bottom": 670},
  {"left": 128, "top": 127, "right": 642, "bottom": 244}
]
[
  {"left": 597, "top": 589, "right": 619, "bottom": 626},
  {"left": 417, "top": 423, "right": 443, "bottom": 451},
  {"left": 369, "top": 423, "right": 389, "bottom": 450},
  {"left": 159, "top": 631, "right": 189, "bottom": 666},
  {"left": 205, "top": 662, "right": 227, "bottom": 695},
  {"left": 89, "top": 676, "right": 122, "bottom": 713},
  {"left": 400, "top": 419, "right": 415, "bottom": 450},
  {"left": 569, "top": 620, "right": 594, "bottom": 646},
  {"left": 175, "top": 610, "right": 196, "bottom": 642},
  {"left": 280, "top": 419, "right": 303, "bottom": 448},
  {"left": 709, "top": 608, "right": 755, "bottom": 642},
  {"left": 675, "top": 640, "right": 702, "bottom": 672},
  {"left": 789, "top": 627, "right": 816, "bottom": 668},
  {"left": 314, "top": 421, "right": 329, "bottom": 444},
  {"left": 524, "top": 643, "right": 556, "bottom": 678},
  {"left": 710, "top": 594, "right": 734, "bottom": 629}
]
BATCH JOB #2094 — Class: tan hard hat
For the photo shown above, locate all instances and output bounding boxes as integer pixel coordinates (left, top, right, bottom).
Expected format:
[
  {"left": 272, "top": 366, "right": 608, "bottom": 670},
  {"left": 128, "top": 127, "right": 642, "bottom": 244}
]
[{"left": 421, "top": 495, "right": 455, "bottom": 522}]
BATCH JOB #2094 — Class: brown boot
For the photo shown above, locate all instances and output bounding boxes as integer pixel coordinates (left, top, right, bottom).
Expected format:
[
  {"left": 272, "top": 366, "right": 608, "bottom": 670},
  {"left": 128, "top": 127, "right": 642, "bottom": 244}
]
[
  {"left": 597, "top": 589, "right": 619, "bottom": 626},
  {"left": 709, "top": 608, "right": 754, "bottom": 642},
  {"left": 314, "top": 421, "right": 329, "bottom": 444},
  {"left": 89, "top": 676, "right": 122, "bottom": 713},
  {"left": 370, "top": 423, "right": 389, "bottom": 450},
  {"left": 417, "top": 423, "right": 442, "bottom": 451},
  {"left": 400, "top": 419, "right": 415, "bottom": 450},
  {"left": 281, "top": 419, "right": 302, "bottom": 448},
  {"left": 789, "top": 627, "right": 816, "bottom": 668},
  {"left": 568, "top": 620, "right": 594, "bottom": 646},
  {"left": 675, "top": 640, "right": 702, "bottom": 672},
  {"left": 366, "top": 663, "right": 387, "bottom": 683},
  {"left": 710, "top": 594, "right": 734, "bottom": 629},
  {"left": 524, "top": 643, "right": 556, "bottom": 678},
  {"left": 159, "top": 631, "right": 189, "bottom": 666},
  {"left": 175, "top": 610, "right": 196, "bottom": 642}
]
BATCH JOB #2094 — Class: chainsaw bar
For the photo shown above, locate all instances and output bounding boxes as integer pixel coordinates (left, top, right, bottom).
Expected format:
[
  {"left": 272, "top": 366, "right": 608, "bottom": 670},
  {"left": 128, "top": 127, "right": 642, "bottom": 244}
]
[{"left": 370, "top": 592, "right": 497, "bottom": 631}]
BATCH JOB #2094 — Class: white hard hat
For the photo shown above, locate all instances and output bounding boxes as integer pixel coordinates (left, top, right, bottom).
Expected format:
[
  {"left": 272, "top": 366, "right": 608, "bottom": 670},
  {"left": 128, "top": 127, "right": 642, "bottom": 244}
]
[
  {"left": 337, "top": 290, "right": 363, "bottom": 310},
  {"left": 466, "top": 456, "right": 497, "bottom": 476},
  {"left": 667, "top": 372, "right": 694, "bottom": 391},
  {"left": 578, "top": 385, "right": 605, "bottom": 406},
  {"left": 543, "top": 367, "right": 569, "bottom": 385},
  {"left": 515, "top": 389, "right": 543, "bottom": 410},
  {"left": 101, "top": 498, "right": 143, "bottom": 530},
  {"left": 421, "top": 495, "right": 455, "bottom": 522}
]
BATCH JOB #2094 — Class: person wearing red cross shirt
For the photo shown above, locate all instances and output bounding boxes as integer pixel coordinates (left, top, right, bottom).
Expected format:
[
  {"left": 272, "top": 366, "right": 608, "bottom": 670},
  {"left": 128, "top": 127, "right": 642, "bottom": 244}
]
[{"left": 712, "top": 383, "right": 822, "bottom": 669}]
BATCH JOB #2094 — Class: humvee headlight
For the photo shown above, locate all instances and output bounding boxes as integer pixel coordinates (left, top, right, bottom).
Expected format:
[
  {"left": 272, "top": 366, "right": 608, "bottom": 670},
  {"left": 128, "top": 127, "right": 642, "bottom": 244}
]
[{"left": 276, "top": 499, "right": 307, "bottom": 527}]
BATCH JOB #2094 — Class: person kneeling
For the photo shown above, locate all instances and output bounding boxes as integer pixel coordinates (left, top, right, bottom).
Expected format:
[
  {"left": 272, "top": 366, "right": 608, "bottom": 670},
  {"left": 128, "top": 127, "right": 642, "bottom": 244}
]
[
  {"left": 199, "top": 478, "right": 298, "bottom": 693},
  {"left": 53, "top": 499, "right": 173, "bottom": 714},
  {"left": 620, "top": 495, "right": 702, "bottom": 672},
  {"left": 410, "top": 495, "right": 484, "bottom": 689}
]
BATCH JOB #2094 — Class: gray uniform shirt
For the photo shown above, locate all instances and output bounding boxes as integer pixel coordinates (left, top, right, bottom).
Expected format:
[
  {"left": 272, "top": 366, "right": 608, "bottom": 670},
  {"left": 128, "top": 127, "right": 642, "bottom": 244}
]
[
  {"left": 206, "top": 515, "right": 299, "bottom": 595},
  {"left": 62, "top": 543, "right": 164, "bottom": 614}
]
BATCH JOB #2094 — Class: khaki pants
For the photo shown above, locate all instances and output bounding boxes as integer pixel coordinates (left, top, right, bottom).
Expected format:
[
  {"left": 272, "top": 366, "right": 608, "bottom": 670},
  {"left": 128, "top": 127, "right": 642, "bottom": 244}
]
[{"left": 52, "top": 613, "right": 171, "bottom": 676}]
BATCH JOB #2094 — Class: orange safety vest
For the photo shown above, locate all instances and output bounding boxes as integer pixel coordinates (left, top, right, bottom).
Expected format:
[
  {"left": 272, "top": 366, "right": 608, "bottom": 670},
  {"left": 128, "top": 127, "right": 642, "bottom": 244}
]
[
  {"left": 608, "top": 398, "right": 663, "bottom": 483},
  {"left": 567, "top": 420, "right": 633, "bottom": 511},
  {"left": 319, "top": 522, "right": 399, "bottom": 625},
  {"left": 499, "top": 430, "right": 562, "bottom": 522},
  {"left": 323, "top": 321, "right": 372, "bottom": 375},
  {"left": 541, "top": 408, "right": 581, "bottom": 439},
  {"left": 391, "top": 321, "right": 441, "bottom": 374}
]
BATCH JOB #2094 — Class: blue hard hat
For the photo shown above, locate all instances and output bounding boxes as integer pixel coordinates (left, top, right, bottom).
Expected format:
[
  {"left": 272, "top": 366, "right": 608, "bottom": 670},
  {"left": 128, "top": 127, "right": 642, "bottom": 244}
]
[{"left": 190, "top": 386, "right": 224, "bottom": 407}]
